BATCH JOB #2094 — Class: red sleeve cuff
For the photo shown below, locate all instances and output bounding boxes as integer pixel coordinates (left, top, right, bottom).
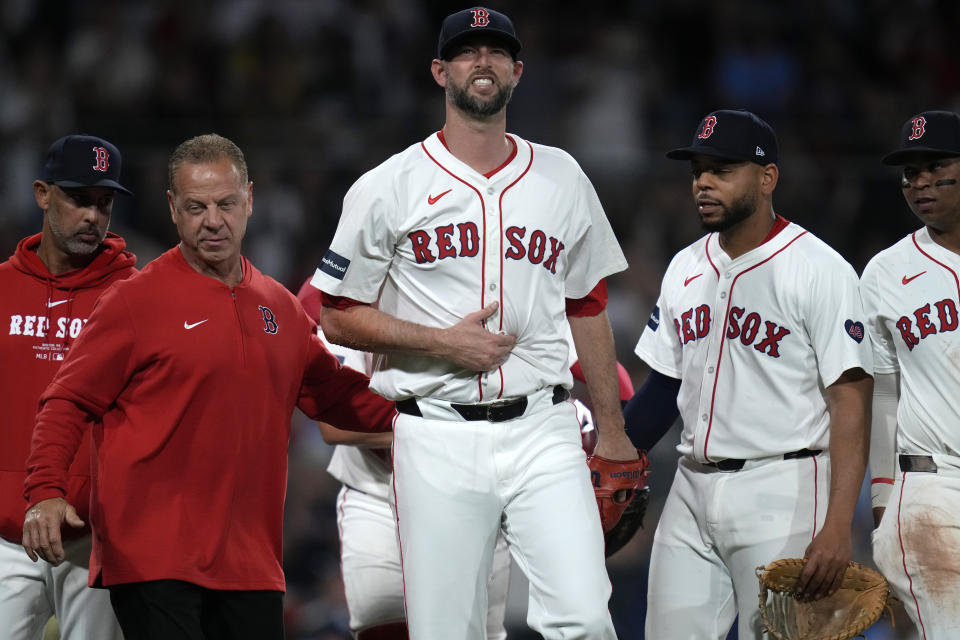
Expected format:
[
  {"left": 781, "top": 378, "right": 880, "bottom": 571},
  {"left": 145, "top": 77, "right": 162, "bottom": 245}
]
[
  {"left": 565, "top": 280, "right": 608, "bottom": 317},
  {"left": 321, "top": 293, "right": 370, "bottom": 311},
  {"left": 871, "top": 478, "right": 895, "bottom": 485}
]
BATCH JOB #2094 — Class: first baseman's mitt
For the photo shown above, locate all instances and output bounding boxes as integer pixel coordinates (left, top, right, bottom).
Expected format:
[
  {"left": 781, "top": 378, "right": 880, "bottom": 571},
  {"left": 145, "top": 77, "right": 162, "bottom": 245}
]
[
  {"left": 756, "top": 558, "right": 889, "bottom": 640},
  {"left": 588, "top": 449, "right": 649, "bottom": 541}
]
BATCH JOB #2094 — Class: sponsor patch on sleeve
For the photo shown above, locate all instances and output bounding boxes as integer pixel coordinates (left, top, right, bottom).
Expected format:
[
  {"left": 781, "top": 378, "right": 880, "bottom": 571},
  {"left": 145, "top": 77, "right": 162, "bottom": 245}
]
[
  {"left": 647, "top": 305, "right": 661, "bottom": 331},
  {"left": 318, "top": 249, "right": 350, "bottom": 280}
]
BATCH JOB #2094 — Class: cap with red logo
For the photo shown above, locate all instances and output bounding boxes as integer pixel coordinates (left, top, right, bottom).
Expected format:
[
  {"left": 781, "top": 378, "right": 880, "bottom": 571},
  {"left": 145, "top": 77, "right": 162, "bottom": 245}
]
[
  {"left": 881, "top": 110, "right": 960, "bottom": 166},
  {"left": 38, "top": 134, "right": 133, "bottom": 195},
  {"left": 667, "top": 109, "right": 778, "bottom": 166},
  {"left": 437, "top": 7, "right": 521, "bottom": 60}
]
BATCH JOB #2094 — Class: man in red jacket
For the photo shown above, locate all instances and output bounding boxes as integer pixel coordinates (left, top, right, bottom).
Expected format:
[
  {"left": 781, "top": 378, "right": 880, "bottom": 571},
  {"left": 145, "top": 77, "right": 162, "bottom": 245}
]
[
  {"left": 21, "top": 134, "right": 397, "bottom": 640},
  {"left": 0, "top": 134, "right": 135, "bottom": 640}
]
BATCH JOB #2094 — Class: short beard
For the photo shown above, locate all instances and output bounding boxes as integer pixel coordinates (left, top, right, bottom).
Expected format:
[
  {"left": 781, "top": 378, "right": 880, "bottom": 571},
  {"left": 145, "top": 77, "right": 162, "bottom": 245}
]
[
  {"left": 49, "top": 221, "right": 108, "bottom": 257},
  {"left": 700, "top": 192, "right": 757, "bottom": 233},
  {"left": 447, "top": 79, "right": 514, "bottom": 118}
]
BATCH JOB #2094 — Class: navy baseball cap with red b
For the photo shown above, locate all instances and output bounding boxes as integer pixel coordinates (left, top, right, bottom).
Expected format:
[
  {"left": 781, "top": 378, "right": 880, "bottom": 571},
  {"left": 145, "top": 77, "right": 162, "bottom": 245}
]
[
  {"left": 881, "top": 111, "right": 960, "bottom": 165},
  {"left": 38, "top": 134, "right": 133, "bottom": 195},
  {"left": 667, "top": 109, "right": 779, "bottom": 166},
  {"left": 437, "top": 7, "right": 521, "bottom": 60}
]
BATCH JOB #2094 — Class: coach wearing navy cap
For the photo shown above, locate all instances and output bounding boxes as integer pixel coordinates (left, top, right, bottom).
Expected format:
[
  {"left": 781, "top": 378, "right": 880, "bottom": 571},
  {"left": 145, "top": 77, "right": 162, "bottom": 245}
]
[{"left": 0, "top": 133, "right": 137, "bottom": 640}]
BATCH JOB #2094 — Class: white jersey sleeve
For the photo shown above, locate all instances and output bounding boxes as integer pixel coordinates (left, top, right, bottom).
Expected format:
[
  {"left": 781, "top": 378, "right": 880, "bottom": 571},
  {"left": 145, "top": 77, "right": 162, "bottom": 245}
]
[
  {"left": 312, "top": 160, "right": 403, "bottom": 303},
  {"left": 562, "top": 165, "right": 629, "bottom": 298},
  {"left": 635, "top": 250, "right": 689, "bottom": 379}
]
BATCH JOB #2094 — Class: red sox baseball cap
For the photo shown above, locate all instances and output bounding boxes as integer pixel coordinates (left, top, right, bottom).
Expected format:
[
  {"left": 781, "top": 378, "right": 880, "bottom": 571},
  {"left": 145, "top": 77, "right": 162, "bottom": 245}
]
[
  {"left": 437, "top": 7, "right": 521, "bottom": 60},
  {"left": 667, "top": 109, "right": 778, "bottom": 166},
  {"left": 38, "top": 134, "right": 133, "bottom": 195},
  {"left": 881, "top": 110, "right": 960, "bottom": 165}
]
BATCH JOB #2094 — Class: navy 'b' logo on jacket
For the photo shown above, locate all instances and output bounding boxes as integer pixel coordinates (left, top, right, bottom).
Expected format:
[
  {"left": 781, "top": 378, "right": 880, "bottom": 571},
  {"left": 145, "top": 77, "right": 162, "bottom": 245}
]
[{"left": 258, "top": 306, "right": 279, "bottom": 334}]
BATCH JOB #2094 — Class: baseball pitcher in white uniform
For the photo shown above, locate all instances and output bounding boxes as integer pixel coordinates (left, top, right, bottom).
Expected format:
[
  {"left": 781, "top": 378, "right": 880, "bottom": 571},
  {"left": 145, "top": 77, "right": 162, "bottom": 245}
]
[
  {"left": 296, "top": 280, "right": 511, "bottom": 640},
  {"left": 864, "top": 110, "right": 960, "bottom": 639},
  {"left": 309, "top": 7, "right": 636, "bottom": 639},
  {"left": 629, "top": 109, "right": 874, "bottom": 639}
]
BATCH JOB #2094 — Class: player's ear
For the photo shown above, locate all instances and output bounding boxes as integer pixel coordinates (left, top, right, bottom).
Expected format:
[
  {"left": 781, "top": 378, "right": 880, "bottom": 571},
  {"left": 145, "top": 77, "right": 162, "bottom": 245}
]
[
  {"left": 431, "top": 59, "right": 447, "bottom": 87},
  {"left": 512, "top": 59, "right": 523, "bottom": 83},
  {"left": 760, "top": 163, "right": 779, "bottom": 195},
  {"left": 33, "top": 180, "right": 51, "bottom": 211},
  {"left": 167, "top": 189, "right": 177, "bottom": 224}
]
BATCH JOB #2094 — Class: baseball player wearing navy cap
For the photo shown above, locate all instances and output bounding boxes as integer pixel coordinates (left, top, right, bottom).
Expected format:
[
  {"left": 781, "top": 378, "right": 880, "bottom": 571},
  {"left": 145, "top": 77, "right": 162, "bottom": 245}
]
[
  {"left": 628, "top": 109, "right": 873, "bottom": 639},
  {"left": 310, "top": 6, "right": 633, "bottom": 639},
  {"left": 0, "top": 134, "right": 136, "bottom": 640},
  {"left": 864, "top": 110, "right": 960, "bottom": 638}
]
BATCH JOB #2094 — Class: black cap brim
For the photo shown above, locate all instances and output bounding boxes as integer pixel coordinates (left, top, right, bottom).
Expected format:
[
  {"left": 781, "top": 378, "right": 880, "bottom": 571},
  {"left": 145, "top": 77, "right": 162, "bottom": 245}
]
[
  {"left": 52, "top": 179, "right": 134, "bottom": 196},
  {"left": 439, "top": 30, "right": 521, "bottom": 60},
  {"left": 666, "top": 146, "right": 753, "bottom": 163},
  {"left": 881, "top": 147, "right": 960, "bottom": 166}
]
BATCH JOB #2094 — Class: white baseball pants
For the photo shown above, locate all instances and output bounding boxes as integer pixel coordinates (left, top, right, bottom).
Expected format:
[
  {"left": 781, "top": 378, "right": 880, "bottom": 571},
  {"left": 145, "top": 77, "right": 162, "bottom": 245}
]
[
  {"left": 392, "top": 400, "right": 616, "bottom": 640},
  {"left": 0, "top": 535, "right": 122, "bottom": 640},
  {"left": 645, "top": 454, "right": 829, "bottom": 640}
]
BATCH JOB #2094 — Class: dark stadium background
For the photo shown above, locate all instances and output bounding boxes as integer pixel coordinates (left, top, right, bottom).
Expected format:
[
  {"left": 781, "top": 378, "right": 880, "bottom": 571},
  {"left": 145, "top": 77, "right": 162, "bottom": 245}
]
[{"left": 4, "top": 1, "right": 952, "bottom": 637}]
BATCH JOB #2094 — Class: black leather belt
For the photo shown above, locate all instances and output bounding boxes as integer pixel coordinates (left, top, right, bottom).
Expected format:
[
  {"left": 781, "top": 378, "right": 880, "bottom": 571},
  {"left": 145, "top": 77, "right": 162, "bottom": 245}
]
[
  {"left": 396, "top": 386, "right": 570, "bottom": 423},
  {"left": 704, "top": 448, "right": 822, "bottom": 472},
  {"left": 899, "top": 454, "right": 938, "bottom": 473}
]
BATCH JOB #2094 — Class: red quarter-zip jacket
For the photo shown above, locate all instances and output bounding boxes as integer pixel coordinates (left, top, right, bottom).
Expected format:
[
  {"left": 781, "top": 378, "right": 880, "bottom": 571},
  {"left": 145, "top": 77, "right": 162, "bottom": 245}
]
[
  {"left": 24, "top": 247, "right": 396, "bottom": 590},
  {"left": 0, "top": 232, "right": 136, "bottom": 543}
]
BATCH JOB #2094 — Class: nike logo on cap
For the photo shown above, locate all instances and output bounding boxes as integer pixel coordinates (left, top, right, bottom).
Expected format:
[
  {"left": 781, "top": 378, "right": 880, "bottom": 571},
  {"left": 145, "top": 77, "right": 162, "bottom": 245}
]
[
  {"left": 902, "top": 271, "right": 926, "bottom": 285},
  {"left": 184, "top": 319, "right": 209, "bottom": 330},
  {"left": 427, "top": 189, "right": 452, "bottom": 205},
  {"left": 47, "top": 299, "right": 72, "bottom": 308},
  {"left": 684, "top": 274, "right": 703, "bottom": 287}
]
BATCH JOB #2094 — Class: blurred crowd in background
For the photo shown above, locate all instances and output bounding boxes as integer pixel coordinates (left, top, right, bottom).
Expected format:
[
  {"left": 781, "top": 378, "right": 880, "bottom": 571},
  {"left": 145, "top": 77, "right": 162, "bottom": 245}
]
[{"left": 3, "top": 0, "right": 957, "bottom": 637}]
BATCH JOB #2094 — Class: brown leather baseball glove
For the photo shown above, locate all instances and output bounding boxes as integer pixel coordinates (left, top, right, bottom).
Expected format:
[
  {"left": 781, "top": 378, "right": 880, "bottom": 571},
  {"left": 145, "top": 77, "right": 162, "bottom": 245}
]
[
  {"left": 587, "top": 449, "right": 649, "bottom": 543},
  {"left": 756, "top": 558, "right": 889, "bottom": 640}
]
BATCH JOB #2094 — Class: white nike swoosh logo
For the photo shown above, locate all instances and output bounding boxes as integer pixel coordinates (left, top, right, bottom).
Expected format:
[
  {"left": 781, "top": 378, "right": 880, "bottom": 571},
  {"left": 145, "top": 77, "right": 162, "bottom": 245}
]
[
  {"left": 183, "top": 319, "right": 208, "bottom": 330},
  {"left": 47, "top": 299, "right": 72, "bottom": 308}
]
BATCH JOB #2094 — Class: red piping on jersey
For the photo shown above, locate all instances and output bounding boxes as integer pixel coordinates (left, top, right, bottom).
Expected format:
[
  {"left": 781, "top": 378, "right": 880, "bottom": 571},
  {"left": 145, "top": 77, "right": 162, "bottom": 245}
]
[
  {"left": 701, "top": 228, "right": 809, "bottom": 461},
  {"left": 912, "top": 231, "right": 960, "bottom": 301},
  {"left": 493, "top": 137, "right": 534, "bottom": 398},
  {"left": 871, "top": 477, "right": 894, "bottom": 485},
  {"left": 704, "top": 236, "right": 722, "bottom": 279},
  {"left": 422, "top": 136, "right": 490, "bottom": 400},
  {"left": 896, "top": 472, "right": 929, "bottom": 639}
]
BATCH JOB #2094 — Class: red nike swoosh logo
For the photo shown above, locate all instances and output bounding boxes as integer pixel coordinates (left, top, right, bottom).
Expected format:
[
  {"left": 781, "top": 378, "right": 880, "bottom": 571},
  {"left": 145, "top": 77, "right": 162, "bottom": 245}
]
[
  {"left": 684, "top": 274, "right": 703, "bottom": 287},
  {"left": 427, "top": 189, "right": 452, "bottom": 205},
  {"left": 902, "top": 271, "right": 926, "bottom": 285}
]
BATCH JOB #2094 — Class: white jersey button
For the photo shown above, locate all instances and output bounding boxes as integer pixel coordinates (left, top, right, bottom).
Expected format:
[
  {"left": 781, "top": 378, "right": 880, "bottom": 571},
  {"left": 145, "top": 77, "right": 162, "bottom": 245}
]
[
  {"left": 707, "top": 366, "right": 715, "bottom": 374},
  {"left": 701, "top": 413, "right": 708, "bottom": 421},
  {"left": 487, "top": 187, "right": 495, "bottom": 194},
  {"left": 720, "top": 292, "right": 727, "bottom": 299},
  {"left": 489, "top": 283, "right": 496, "bottom": 291}
]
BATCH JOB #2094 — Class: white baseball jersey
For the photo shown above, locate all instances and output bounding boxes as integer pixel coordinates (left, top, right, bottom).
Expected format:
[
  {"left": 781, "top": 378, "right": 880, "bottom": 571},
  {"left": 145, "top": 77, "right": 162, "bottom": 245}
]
[
  {"left": 635, "top": 219, "right": 873, "bottom": 462},
  {"left": 862, "top": 226, "right": 960, "bottom": 638},
  {"left": 861, "top": 226, "right": 960, "bottom": 454},
  {"left": 311, "top": 131, "right": 627, "bottom": 402}
]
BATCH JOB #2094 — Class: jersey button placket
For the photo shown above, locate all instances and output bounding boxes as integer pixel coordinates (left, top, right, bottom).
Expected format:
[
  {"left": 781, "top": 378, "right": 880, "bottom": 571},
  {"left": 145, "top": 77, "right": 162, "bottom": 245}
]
[{"left": 482, "top": 186, "right": 503, "bottom": 398}]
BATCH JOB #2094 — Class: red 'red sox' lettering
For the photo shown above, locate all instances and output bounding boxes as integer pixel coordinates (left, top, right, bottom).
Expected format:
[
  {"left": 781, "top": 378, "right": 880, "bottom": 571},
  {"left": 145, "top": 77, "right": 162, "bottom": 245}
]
[
  {"left": 408, "top": 223, "right": 565, "bottom": 274},
  {"left": 673, "top": 304, "right": 711, "bottom": 345},
  {"left": 725, "top": 306, "right": 792, "bottom": 357},
  {"left": 896, "top": 298, "right": 959, "bottom": 351}
]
